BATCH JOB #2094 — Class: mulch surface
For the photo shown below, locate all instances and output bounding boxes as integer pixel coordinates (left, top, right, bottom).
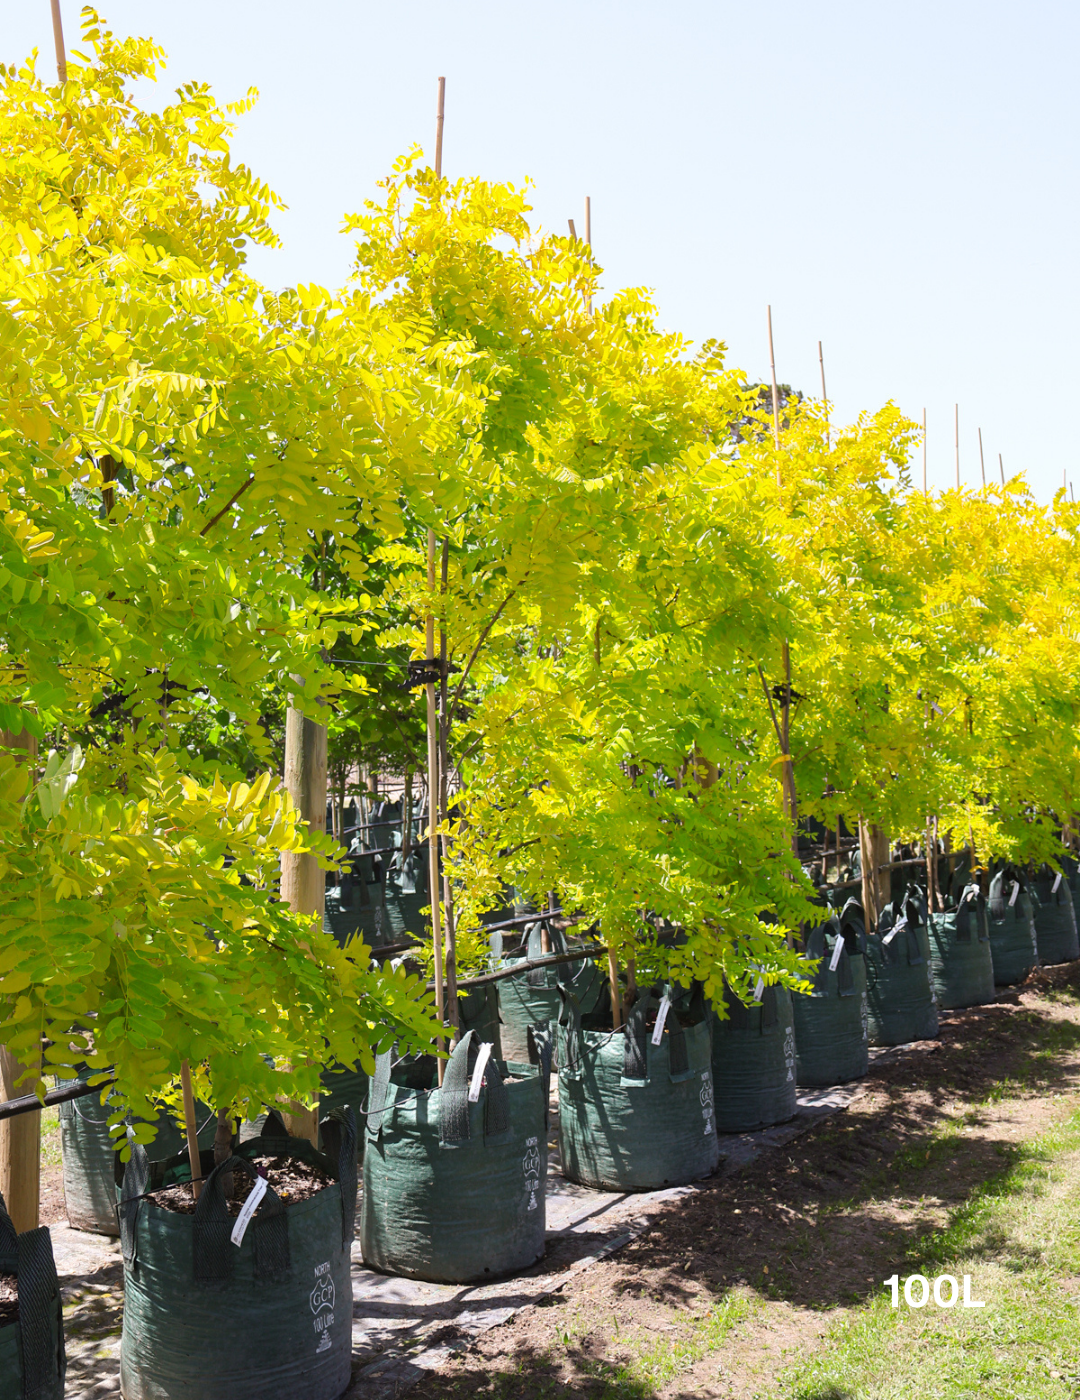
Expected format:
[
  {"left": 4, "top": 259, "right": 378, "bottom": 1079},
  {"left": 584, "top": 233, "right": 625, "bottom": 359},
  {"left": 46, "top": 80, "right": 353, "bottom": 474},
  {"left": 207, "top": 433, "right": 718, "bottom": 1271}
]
[{"left": 152, "top": 1155, "right": 333, "bottom": 1215}]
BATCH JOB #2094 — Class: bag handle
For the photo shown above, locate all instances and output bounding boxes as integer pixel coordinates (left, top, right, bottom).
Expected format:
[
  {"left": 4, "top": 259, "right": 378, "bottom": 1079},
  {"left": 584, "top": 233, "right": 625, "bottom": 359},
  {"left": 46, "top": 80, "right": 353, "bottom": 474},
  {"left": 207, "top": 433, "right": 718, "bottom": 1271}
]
[
  {"left": 193, "top": 1152, "right": 289, "bottom": 1285},
  {"left": 0, "top": 1188, "right": 16, "bottom": 1261},
  {"left": 365, "top": 1048, "right": 394, "bottom": 1142},
  {"left": 439, "top": 1030, "right": 511, "bottom": 1146},
  {"left": 319, "top": 1106, "right": 358, "bottom": 1247},
  {"left": 525, "top": 920, "right": 570, "bottom": 985},
  {"left": 527, "top": 1023, "right": 553, "bottom": 1129},
  {"left": 556, "top": 982, "right": 585, "bottom": 1074},
  {"left": 16, "top": 1225, "right": 64, "bottom": 1399}
]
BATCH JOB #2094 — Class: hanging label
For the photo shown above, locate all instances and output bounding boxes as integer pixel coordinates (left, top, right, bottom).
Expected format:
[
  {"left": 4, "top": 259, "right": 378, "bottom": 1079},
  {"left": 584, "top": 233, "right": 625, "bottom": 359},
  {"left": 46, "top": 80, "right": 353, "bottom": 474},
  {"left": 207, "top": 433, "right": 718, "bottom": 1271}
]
[
  {"left": 829, "top": 937, "right": 845, "bottom": 973},
  {"left": 468, "top": 1042, "right": 494, "bottom": 1103},
  {"left": 753, "top": 975, "right": 765, "bottom": 1002},
  {"left": 1008, "top": 880, "right": 1020, "bottom": 907},
  {"left": 651, "top": 994, "right": 672, "bottom": 1046},
  {"left": 230, "top": 1175, "right": 268, "bottom": 1247},
  {"left": 1053, "top": 872, "right": 1063, "bottom": 893}
]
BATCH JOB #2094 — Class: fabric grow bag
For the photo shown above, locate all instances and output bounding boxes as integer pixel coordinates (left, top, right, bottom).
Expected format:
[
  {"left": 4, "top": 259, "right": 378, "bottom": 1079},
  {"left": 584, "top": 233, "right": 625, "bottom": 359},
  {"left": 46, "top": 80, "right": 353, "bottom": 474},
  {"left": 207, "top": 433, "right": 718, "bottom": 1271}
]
[
  {"left": 793, "top": 908, "right": 869, "bottom": 1088},
  {"left": 117, "top": 1110, "right": 358, "bottom": 1400},
  {"left": 866, "top": 891, "right": 939, "bottom": 1046},
  {"left": 361, "top": 1030, "right": 548, "bottom": 1283},
  {"left": 0, "top": 1192, "right": 65, "bottom": 1400},
  {"left": 58, "top": 1071, "right": 216, "bottom": 1235},
  {"left": 711, "top": 981, "right": 797, "bottom": 1133},
  {"left": 1031, "top": 867, "right": 1080, "bottom": 965},
  {"left": 556, "top": 982, "right": 718, "bottom": 1191},
  {"left": 927, "top": 883, "right": 995, "bottom": 1009},
  {"left": 986, "top": 866, "right": 1039, "bottom": 985},
  {"left": 493, "top": 920, "right": 604, "bottom": 1066}
]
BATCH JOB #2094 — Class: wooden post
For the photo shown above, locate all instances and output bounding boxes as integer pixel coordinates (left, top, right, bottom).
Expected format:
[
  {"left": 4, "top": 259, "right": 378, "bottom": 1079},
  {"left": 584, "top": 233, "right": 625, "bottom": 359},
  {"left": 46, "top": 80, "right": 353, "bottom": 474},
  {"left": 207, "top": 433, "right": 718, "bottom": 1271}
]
[
  {"left": 179, "top": 1059, "right": 202, "bottom": 1202},
  {"left": 280, "top": 700, "right": 327, "bottom": 1145},
  {"left": 49, "top": 0, "right": 67, "bottom": 83},
  {"left": 978, "top": 427, "right": 987, "bottom": 489},
  {"left": 0, "top": 727, "right": 40, "bottom": 1231}
]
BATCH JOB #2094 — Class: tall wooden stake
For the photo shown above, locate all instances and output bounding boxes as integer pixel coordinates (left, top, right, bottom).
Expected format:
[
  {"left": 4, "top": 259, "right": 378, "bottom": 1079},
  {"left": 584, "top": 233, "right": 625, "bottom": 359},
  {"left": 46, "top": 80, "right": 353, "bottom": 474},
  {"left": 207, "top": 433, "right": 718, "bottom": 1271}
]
[
  {"left": 179, "top": 1059, "right": 202, "bottom": 1202},
  {"left": 426, "top": 529, "right": 445, "bottom": 1080},
  {"left": 49, "top": 0, "right": 67, "bottom": 83},
  {"left": 438, "top": 538, "right": 459, "bottom": 1040},
  {"left": 584, "top": 196, "right": 593, "bottom": 312},
  {"left": 978, "top": 427, "right": 986, "bottom": 488},
  {"left": 954, "top": 403, "right": 960, "bottom": 490},
  {"left": 999, "top": 452, "right": 1005, "bottom": 486},
  {"left": 0, "top": 727, "right": 40, "bottom": 1232},
  {"left": 435, "top": 77, "right": 445, "bottom": 178},
  {"left": 767, "top": 308, "right": 798, "bottom": 860},
  {"left": 280, "top": 701, "right": 327, "bottom": 1145},
  {"left": 818, "top": 340, "right": 828, "bottom": 446},
  {"left": 922, "top": 408, "right": 927, "bottom": 495}
]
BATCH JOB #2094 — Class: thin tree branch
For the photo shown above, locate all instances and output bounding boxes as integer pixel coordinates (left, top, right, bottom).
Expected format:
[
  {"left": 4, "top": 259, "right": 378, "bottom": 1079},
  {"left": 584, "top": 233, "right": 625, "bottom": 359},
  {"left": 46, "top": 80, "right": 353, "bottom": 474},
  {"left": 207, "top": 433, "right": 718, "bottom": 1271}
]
[
  {"left": 200, "top": 474, "right": 255, "bottom": 536},
  {"left": 756, "top": 663, "right": 785, "bottom": 752},
  {"left": 449, "top": 583, "right": 523, "bottom": 714}
]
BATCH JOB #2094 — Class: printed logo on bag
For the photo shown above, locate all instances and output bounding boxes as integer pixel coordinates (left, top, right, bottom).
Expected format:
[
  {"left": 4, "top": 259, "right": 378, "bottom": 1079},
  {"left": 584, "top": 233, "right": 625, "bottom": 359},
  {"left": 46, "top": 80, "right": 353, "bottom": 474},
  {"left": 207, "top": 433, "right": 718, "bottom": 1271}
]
[
  {"left": 523, "top": 1135, "right": 541, "bottom": 1210},
  {"left": 783, "top": 1026, "right": 796, "bottom": 1082},
  {"left": 700, "top": 1069, "right": 714, "bottom": 1136},
  {"left": 311, "top": 1263, "right": 336, "bottom": 1315}
]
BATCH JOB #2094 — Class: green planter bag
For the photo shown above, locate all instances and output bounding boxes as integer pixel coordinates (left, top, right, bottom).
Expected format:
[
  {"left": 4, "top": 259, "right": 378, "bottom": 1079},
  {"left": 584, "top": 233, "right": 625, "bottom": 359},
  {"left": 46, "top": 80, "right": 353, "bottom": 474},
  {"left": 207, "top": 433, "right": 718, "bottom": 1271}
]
[
  {"left": 0, "top": 1192, "right": 65, "bottom": 1400},
  {"left": 866, "top": 890, "right": 939, "bottom": 1045},
  {"left": 361, "top": 1030, "right": 548, "bottom": 1283},
  {"left": 927, "top": 882, "right": 995, "bottom": 1009},
  {"left": 57, "top": 1071, "right": 216, "bottom": 1235},
  {"left": 711, "top": 981, "right": 797, "bottom": 1133},
  {"left": 987, "top": 866, "right": 1039, "bottom": 985},
  {"left": 318, "top": 984, "right": 502, "bottom": 1139},
  {"left": 1031, "top": 866, "right": 1080, "bottom": 965},
  {"left": 493, "top": 920, "right": 602, "bottom": 1066},
  {"left": 118, "top": 1110, "right": 358, "bottom": 1400},
  {"left": 556, "top": 981, "right": 718, "bottom": 1191},
  {"left": 793, "top": 903, "right": 869, "bottom": 1087}
]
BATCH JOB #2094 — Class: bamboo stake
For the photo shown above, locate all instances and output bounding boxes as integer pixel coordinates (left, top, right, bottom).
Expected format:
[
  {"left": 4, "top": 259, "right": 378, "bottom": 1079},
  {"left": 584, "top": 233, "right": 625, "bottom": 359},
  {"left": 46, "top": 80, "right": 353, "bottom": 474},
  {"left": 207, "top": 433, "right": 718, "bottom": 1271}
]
[
  {"left": 49, "top": 0, "right": 67, "bottom": 83},
  {"left": 179, "top": 1060, "right": 202, "bottom": 1202},
  {"left": 426, "top": 529, "right": 445, "bottom": 1081},
  {"left": 435, "top": 77, "right": 445, "bottom": 178},
  {"left": 584, "top": 197, "right": 592, "bottom": 312},
  {"left": 607, "top": 947, "right": 622, "bottom": 1031},
  {"left": 818, "top": 340, "right": 828, "bottom": 446},
  {"left": 954, "top": 403, "right": 960, "bottom": 490},
  {"left": 978, "top": 427, "right": 986, "bottom": 489},
  {"left": 568, "top": 218, "right": 577, "bottom": 239},
  {"left": 767, "top": 305, "right": 782, "bottom": 465},
  {"left": 922, "top": 408, "right": 927, "bottom": 495},
  {"left": 438, "top": 538, "right": 459, "bottom": 1040},
  {"left": 999, "top": 452, "right": 1005, "bottom": 486}
]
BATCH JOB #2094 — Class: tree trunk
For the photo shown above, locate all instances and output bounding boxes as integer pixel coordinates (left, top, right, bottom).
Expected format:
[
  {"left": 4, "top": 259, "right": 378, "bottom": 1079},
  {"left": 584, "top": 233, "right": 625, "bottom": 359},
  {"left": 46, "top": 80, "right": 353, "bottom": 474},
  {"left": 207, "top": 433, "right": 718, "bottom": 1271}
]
[
  {"left": 213, "top": 1108, "right": 235, "bottom": 1200},
  {"left": 280, "top": 703, "right": 326, "bottom": 1146},
  {"left": 0, "top": 727, "right": 39, "bottom": 1231}
]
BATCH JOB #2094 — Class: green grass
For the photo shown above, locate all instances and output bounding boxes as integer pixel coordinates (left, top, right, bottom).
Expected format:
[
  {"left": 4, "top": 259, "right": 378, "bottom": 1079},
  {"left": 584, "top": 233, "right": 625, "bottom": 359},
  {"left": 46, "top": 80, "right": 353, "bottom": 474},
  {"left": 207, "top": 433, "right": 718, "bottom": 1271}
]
[
  {"left": 41, "top": 1103, "right": 61, "bottom": 1169},
  {"left": 775, "top": 1112, "right": 1080, "bottom": 1399}
]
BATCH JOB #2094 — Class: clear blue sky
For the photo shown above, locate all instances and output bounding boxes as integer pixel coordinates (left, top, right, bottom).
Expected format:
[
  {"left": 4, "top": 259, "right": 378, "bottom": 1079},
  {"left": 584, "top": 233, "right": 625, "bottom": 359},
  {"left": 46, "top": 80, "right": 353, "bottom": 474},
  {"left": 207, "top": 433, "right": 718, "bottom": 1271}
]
[{"left": 7, "top": 1, "right": 1077, "bottom": 498}]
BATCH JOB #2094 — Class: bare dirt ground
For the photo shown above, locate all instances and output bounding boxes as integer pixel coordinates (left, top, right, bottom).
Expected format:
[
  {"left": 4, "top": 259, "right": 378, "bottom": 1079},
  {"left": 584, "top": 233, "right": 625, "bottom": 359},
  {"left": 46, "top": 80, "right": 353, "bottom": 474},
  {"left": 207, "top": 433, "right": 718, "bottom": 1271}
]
[{"left": 411, "top": 962, "right": 1080, "bottom": 1400}]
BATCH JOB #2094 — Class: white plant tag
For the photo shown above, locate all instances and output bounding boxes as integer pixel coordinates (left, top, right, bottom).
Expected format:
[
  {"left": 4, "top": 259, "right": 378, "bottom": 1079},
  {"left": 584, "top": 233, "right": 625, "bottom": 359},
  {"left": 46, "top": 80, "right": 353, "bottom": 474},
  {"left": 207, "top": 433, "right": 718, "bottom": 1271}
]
[
  {"left": 230, "top": 1175, "right": 268, "bottom": 1247},
  {"left": 651, "top": 994, "right": 672, "bottom": 1046},
  {"left": 753, "top": 975, "right": 765, "bottom": 1002},
  {"left": 1008, "top": 880, "right": 1020, "bottom": 907},
  {"left": 468, "top": 1042, "right": 493, "bottom": 1103},
  {"left": 829, "top": 937, "right": 845, "bottom": 972},
  {"left": 1053, "top": 872, "right": 1063, "bottom": 893}
]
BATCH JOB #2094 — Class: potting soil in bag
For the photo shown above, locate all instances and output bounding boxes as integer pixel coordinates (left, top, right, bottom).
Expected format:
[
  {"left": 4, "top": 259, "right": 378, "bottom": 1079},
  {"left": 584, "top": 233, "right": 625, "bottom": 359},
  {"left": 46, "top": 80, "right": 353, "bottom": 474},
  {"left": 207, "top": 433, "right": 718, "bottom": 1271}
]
[
  {"left": 361, "top": 1030, "right": 548, "bottom": 1283},
  {"left": 0, "top": 1191, "right": 65, "bottom": 1400},
  {"left": 557, "top": 981, "right": 718, "bottom": 1191},
  {"left": 1031, "top": 865, "right": 1080, "bottom": 965},
  {"left": 57, "top": 1069, "right": 216, "bottom": 1235},
  {"left": 986, "top": 865, "right": 1039, "bottom": 985},
  {"left": 793, "top": 906, "right": 869, "bottom": 1087},
  {"left": 711, "top": 981, "right": 797, "bottom": 1133},
  {"left": 927, "top": 882, "right": 995, "bottom": 1009},
  {"left": 865, "top": 891, "right": 939, "bottom": 1045},
  {"left": 118, "top": 1109, "right": 358, "bottom": 1400},
  {"left": 493, "top": 920, "right": 604, "bottom": 1065}
]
